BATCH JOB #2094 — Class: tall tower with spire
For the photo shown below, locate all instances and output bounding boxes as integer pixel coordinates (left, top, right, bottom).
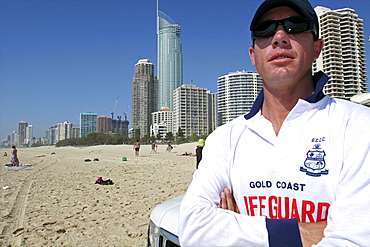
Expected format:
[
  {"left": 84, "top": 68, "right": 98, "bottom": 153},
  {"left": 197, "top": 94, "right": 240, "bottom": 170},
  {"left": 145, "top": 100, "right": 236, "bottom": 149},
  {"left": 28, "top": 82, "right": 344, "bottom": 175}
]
[{"left": 157, "top": 2, "right": 183, "bottom": 111}]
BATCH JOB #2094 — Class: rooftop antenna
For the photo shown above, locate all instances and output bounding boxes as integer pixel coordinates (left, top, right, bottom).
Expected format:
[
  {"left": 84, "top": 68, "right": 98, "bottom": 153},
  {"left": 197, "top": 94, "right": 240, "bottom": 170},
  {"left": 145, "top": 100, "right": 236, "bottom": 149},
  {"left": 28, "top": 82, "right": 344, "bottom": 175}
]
[{"left": 156, "top": 0, "right": 159, "bottom": 34}]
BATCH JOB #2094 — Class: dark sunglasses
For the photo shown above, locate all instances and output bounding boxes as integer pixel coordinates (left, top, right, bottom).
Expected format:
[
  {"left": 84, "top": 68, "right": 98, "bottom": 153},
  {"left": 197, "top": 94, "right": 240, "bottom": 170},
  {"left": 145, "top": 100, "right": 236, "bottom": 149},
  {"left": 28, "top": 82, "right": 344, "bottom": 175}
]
[{"left": 251, "top": 16, "right": 317, "bottom": 40}]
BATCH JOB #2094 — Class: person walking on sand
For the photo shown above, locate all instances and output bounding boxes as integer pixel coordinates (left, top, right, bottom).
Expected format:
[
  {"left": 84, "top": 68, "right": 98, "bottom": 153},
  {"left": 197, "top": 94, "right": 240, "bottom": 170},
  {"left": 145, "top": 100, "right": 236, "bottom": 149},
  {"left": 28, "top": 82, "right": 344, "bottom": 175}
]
[
  {"left": 165, "top": 140, "right": 173, "bottom": 153},
  {"left": 150, "top": 141, "right": 156, "bottom": 154},
  {"left": 10, "top": 146, "right": 19, "bottom": 166},
  {"left": 133, "top": 140, "right": 140, "bottom": 157}
]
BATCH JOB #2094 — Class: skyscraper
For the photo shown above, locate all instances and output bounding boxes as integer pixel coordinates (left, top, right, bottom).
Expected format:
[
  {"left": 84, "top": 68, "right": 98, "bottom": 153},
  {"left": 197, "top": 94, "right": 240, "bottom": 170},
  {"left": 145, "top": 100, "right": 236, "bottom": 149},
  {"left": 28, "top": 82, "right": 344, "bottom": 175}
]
[
  {"left": 173, "top": 84, "right": 208, "bottom": 137},
  {"left": 217, "top": 71, "right": 262, "bottom": 125},
  {"left": 18, "top": 121, "right": 28, "bottom": 146},
  {"left": 97, "top": 116, "right": 112, "bottom": 133},
  {"left": 57, "top": 122, "right": 72, "bottom": 141},
  {"left": 157, "top": 8, "right": 183, "bottom": 110},
  {"left": 71, "top": 126, "right": 80, "bottom": 139},
  {"left": 11, "top": 131, "right": 19, "bottom": 147},
  {"left": 131, "top": 59, "right": 158, "bottom": 137},
  {"left": 207, "top": 92, "right": 218, "bottom": 132},
  {"left": 48, "top": 126, "right": 58, "bottom": 145},
  {"left": 314, "top": 6, "right": 367, "bottom": 100},
  {"left": 80, "top": 111, "right": 98, "bottom": 138},
  {"left": 25, "top": 125, "right": 33, "bottom": 145}
]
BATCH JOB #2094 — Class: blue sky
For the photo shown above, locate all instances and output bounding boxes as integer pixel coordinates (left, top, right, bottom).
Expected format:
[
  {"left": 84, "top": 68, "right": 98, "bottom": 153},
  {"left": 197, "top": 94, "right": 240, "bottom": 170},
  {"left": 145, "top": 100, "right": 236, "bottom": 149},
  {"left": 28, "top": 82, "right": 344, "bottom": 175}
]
[{"left": 1, "top": 0, "right": 369, "bottom": 139}]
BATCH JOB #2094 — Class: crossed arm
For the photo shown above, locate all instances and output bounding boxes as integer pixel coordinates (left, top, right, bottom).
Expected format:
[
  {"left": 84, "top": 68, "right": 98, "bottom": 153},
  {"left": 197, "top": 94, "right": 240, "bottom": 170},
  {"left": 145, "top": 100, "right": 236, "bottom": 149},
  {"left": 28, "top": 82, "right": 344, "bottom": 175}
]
[{"left": 218, "top": 187, "right": 326, "bottom": 247}]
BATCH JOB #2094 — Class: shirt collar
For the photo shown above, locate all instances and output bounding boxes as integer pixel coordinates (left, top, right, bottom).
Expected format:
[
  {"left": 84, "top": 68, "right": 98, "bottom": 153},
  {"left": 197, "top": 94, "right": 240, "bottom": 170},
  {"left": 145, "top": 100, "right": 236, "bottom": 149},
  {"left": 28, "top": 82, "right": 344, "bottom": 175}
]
[{"left": 244, "top": 71, "right": 329, "bottom": 120}]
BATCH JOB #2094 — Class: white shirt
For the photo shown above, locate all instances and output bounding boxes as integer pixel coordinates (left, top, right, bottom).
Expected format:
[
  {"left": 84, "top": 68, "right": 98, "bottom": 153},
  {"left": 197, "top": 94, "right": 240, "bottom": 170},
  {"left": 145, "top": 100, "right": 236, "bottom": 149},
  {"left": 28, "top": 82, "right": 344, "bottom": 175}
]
[{"left": 179, "top": 73, "right": 370, "bottom": 246}]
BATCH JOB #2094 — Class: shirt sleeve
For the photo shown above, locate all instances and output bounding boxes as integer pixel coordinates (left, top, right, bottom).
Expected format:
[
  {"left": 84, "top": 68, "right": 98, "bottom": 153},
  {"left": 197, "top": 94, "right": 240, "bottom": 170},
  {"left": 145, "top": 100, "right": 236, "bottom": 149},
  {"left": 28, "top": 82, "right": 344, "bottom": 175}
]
[
  {"left": 178, "top": 125, "right": 303, "bottom": 246},
  {"left": 315, "top": 109, "right": 370, "bottom": 246}
]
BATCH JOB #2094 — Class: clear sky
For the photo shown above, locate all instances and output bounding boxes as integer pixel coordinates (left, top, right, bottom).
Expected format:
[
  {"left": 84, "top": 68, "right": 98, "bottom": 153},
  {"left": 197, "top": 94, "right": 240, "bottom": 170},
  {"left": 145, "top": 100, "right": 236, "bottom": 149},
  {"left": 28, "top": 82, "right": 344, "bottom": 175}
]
[{"left": 1, "top": 0, "right": 369, "bottom": 139}]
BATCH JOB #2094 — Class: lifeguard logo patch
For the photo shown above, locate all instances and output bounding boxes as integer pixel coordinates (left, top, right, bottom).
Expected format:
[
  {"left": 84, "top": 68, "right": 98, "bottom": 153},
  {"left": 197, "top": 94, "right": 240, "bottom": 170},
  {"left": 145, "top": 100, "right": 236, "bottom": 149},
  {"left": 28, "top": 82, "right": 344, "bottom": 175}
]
[{"left": 301, "top": 143, "right": 329, "bottom": 177}]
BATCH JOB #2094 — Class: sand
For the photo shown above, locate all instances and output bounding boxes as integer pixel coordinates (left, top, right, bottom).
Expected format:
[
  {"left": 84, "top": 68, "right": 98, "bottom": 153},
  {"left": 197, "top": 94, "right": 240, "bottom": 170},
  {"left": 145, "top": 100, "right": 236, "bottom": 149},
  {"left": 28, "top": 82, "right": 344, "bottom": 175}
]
[{"left": 0, "top": 143, "right": 197, "bottom": 246}]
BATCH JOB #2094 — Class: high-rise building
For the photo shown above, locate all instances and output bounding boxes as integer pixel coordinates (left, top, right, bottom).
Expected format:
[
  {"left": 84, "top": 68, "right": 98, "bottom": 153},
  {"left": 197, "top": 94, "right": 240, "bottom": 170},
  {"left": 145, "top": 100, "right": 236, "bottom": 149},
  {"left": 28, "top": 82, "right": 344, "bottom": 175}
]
[
  {"left": 97, "top": 116, "right": 112, "bottom": 133},
  {"left": 71, "top": 126, "right": 80, "bottom": 139},
  {"left": 1, "top": 134, "right": 11, "bottom": 148},
  {"left": 11, "top": 131, "right": 18, "bottom": 147},
  {"left": 151, "top": 106, "right": 173, "bottom": 140},
  {"left": 25, "top": 125, "right": 33, "bottom": 145},
  {"left": 48, "top": 126, "right": 58, "bottom": 145},
  {"left": 57, "top": 122, "right": 72, "bottom": 141},
  {"left": 80, "top": 111, "right": 98, "bottom": 138},
  {"left": 111, "top": 116, "right": 129, "bottom": 136},
  {"left": 314, "top": 6, "right": 367, "bottom": 100},
  {"left": 120, "top": 115, "right": 130, "bottom": 137},
  {"left": 173, "top": 84, "right": 208, "bottom": 137},
  {"left": 207, "top": 92, "right": 218, "bottom": 132},
  {"left": 157, "top": 9, "right": 183, "bottom": 110},
  {"left": 217, "top": 71, "right": 263, "bottom": 125},
  {"left": 18, "top": 121, "right": 28, "bottom": 146},
  {"left": 131, "top": 59, "right": 158, "bottom": 137}
]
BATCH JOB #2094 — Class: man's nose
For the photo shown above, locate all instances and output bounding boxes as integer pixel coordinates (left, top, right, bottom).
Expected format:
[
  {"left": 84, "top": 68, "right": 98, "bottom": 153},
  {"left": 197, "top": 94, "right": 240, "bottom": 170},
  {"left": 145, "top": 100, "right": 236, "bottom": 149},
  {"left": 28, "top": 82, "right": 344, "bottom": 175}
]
[{"left": 272, "top": 25, "right": 290, "bottom": 46}]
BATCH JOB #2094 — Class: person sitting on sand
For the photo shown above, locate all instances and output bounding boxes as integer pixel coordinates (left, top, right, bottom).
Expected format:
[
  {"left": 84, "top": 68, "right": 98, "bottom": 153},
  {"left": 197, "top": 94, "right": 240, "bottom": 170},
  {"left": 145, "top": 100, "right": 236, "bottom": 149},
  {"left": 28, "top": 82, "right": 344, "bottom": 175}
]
[
  {"left": 10, "top": 146, "right": 20, "bottom": 167},
  {"left": 3, "top": 152, "right": 7, "bottom": 156}
]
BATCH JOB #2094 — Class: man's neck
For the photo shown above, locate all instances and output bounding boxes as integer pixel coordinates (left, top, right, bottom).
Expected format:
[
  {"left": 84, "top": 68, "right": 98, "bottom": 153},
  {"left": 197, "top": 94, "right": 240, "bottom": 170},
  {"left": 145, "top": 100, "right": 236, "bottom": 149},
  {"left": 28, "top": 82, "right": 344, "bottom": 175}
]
[{"left": 261, "top": 79, "right": 314, "bottom": 135}]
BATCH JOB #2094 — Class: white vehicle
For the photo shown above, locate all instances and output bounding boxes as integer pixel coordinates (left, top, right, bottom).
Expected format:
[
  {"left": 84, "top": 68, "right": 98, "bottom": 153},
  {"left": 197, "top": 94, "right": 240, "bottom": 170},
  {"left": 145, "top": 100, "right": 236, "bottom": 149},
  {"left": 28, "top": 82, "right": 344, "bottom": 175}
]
[{"left": 147, "top": 195, "right": 183, "bottom": 247}]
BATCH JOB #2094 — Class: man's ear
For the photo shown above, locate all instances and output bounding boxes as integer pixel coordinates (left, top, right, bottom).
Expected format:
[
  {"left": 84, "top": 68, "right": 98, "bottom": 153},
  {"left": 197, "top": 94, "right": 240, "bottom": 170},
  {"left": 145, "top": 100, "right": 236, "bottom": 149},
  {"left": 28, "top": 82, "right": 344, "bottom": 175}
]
[
  {"left": 249, "top": 45, "right": 256, "bottom": 66},
  {"left": 314, "top": 39, "right": 324, "bottom": 59}
]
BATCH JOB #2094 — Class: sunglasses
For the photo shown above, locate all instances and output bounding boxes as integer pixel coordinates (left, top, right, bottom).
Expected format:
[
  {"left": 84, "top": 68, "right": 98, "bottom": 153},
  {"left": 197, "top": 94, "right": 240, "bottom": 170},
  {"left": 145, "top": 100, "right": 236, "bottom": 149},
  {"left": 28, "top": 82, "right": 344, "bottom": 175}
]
[{"left": 251, "top": 16, "right": 317, "bottom": 39}]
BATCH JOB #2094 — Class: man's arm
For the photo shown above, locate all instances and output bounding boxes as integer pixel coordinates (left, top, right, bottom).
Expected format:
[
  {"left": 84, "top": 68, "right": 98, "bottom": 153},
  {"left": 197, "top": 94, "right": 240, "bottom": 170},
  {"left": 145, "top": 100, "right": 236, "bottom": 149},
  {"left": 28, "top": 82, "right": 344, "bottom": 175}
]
[
  {"left": 313, "top": 108, "right": 370, "bottom": 246},
  {"left": 298, "top": 222, "right": 326, "bottom": 247},
  {"left": 219, "top": 187, "right": 326, "bottom": 247},
  {"left": 179, "top": 124, "right": 308, "bottom": 247},
  {"left": 178, "top": 129, "right": 270, "bottom": 246}
]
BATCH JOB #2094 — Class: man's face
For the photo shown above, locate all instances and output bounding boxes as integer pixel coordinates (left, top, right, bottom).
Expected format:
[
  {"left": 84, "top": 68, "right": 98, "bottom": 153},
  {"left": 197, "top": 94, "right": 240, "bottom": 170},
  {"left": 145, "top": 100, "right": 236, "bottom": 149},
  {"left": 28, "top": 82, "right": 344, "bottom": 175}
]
[{"left": 249, "top": 6, "right": 323, "bottom": 90}]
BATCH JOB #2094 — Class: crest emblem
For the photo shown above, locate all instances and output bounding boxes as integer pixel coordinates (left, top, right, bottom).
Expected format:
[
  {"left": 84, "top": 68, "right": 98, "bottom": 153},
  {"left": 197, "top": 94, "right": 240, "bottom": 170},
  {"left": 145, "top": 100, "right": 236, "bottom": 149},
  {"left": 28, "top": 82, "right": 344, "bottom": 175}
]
[{"left": 301, "top": 144, "right": 329, "bottom": 177}]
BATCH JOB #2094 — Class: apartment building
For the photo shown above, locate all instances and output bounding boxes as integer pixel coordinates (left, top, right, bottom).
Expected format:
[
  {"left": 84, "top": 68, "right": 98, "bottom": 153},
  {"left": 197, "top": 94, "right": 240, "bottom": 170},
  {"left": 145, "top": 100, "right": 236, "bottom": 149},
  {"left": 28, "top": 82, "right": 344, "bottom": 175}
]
[
  {"left": 173, "top": 84, "right": 208, "bottom": 137},
  {"left": 217, "top": 71, "right": 262, "bottom": 125},
  {"left": 314, "top": 6, "right": 367, "bottom": 99},
  {"left": 131, "top": 59, "right": 158, "bottom": 137},
  {"left": 151, "top": 107, "right": 173, "bottom": 140}
]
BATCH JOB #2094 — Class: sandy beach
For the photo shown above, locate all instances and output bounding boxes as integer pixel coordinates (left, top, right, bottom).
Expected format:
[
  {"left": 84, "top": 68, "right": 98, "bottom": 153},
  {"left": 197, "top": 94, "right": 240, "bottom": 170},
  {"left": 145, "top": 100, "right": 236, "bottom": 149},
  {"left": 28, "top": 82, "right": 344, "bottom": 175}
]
[{"left": 0, "top": 143, "right": 197, "bottom": 246}]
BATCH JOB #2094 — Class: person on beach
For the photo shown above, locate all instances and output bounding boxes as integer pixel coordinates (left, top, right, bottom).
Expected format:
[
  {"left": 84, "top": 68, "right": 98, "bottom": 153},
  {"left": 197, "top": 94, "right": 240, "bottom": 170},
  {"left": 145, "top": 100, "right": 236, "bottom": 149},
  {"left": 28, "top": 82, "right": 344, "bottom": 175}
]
[
  {"left": 177, "top": 152, "right": 194, "bottom": 156},
  {"left": 179, "top": 0, "right": 370, "bottom": 246},
  {"left": 150, "top": 141, "right": 156, "bottom": 154},
  {"left": 165, "top": 140, "right": 173, "bottom": 153},
  {"left": 195, "top": 139, "right": 205, "bottom": 169},
  {"left": 133, "top": 140, "right": 140, "bottom": 157},
  {"left": 10, "top": 146, "right": 20, "bottom": 166}
]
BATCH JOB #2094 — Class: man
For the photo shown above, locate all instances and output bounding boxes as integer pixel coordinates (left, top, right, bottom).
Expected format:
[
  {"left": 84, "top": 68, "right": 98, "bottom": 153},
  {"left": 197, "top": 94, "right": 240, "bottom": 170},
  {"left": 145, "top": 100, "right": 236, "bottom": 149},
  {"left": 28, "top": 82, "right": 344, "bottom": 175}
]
[
  {"left": 165, "top": 140, "right": 173, "bottom": 153},
  {"left": 178, "top": 0, "right": 370, "bottom": 246},
  {"left": 150, "top": 141, "right": 156, "bottom": 154},
  {"left": 133, "top": 140, "right": 140, "bottom": 157}
]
